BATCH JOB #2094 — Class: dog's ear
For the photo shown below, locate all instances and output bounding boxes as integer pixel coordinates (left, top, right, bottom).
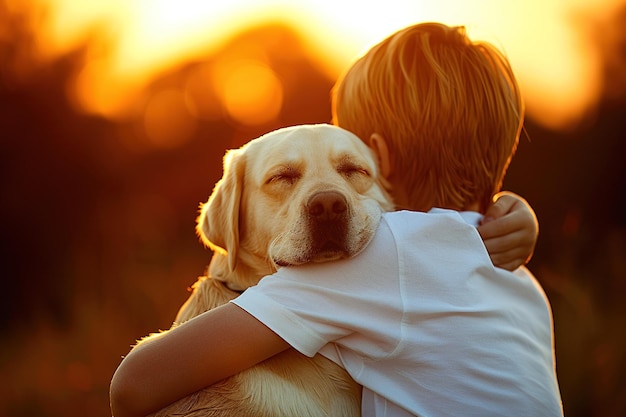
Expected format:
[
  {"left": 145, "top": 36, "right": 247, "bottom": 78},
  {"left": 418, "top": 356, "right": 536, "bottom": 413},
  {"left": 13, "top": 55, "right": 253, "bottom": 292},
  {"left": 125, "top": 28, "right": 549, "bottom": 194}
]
[{"left": 196, "top": 148, "right": 245, "bottom": 272}]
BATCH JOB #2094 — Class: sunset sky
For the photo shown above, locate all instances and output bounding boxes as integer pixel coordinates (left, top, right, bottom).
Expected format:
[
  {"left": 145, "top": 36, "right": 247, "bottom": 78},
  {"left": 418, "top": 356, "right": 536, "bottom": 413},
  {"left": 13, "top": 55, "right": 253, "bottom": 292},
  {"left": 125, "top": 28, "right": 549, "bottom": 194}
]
[{"left": 25, "top": 0, "right": 626, "bottom": 130}]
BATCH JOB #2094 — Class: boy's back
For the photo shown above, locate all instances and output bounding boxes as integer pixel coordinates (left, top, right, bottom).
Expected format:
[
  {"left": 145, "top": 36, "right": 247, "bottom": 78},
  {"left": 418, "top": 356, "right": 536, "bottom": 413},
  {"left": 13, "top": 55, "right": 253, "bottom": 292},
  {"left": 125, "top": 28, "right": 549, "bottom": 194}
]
[{"left": 234, "top": 209, "right": 563, "bottom": 416}]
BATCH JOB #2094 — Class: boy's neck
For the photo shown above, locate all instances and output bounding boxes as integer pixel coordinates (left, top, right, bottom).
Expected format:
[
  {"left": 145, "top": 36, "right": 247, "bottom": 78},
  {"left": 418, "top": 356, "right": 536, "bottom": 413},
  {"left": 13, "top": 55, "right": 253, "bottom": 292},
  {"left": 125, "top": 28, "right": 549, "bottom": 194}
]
[
  {"left": 388, "top": 179, "right": 480, "bottom": 213},
  {"left": 393, "top": 195, "right": 481, "bottom": 214}
]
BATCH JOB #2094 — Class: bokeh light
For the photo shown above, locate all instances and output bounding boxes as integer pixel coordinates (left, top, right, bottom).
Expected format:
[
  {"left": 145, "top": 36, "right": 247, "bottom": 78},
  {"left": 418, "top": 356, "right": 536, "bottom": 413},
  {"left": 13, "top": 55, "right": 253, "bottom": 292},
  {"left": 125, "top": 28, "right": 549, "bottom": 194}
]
[{"left": 214, "top": 59, "right": 283, "bottom": 126}]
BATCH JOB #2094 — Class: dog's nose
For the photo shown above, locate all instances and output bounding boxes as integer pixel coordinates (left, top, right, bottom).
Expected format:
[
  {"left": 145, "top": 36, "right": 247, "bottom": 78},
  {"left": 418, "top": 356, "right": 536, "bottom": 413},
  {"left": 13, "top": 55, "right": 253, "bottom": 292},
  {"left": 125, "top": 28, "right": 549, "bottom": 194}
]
[{"left": 307, "top": 191, "right": 348, "bottom": 220}]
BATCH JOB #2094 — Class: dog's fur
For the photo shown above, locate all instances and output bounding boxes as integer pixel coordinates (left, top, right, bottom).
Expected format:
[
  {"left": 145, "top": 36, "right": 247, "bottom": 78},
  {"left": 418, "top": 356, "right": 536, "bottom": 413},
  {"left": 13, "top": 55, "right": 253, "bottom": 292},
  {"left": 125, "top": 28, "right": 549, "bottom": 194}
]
[{"left": 148, "top": 124, "right": 394, "bottom": 417}]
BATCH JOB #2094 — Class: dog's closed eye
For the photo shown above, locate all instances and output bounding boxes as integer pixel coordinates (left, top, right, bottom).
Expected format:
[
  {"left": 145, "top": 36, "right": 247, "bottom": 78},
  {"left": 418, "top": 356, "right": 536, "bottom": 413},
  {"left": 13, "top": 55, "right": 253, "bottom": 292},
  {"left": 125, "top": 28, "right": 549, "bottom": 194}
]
[
  {"left": 336, "top": 153, "right": 371, "bottom": 179},
  {"left": 265, "top": 166, "right": 302, "bottom": 185},
  {"left": 338, "top": 162, "right": 370, "bottom": 178}
]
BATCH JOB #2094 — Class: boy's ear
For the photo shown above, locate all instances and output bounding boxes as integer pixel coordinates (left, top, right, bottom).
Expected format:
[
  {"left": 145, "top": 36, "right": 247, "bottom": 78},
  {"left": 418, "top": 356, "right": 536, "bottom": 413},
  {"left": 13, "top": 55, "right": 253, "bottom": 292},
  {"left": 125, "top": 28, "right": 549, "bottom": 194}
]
[{"left": 368, "top": 133, "right": 392, "bottom": 178}]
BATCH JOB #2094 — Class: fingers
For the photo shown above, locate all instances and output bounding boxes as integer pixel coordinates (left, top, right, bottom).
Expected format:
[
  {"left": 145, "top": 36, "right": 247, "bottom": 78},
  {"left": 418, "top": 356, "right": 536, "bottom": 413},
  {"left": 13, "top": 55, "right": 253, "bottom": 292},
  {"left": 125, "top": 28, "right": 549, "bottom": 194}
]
[
  {"left": 484, "top": 245, "right": 530, "bottom": 271},
  {"left": 481, "top": 229, "right": 535, "bottom": 271},
  {"left": 478, "top": 196, "right": 538, "bottom": 240},
  {"left": 488, "top": 257, "right": 521, "bottom": 272},
  {"left": 481, "top": 229, "right": 530, "bottom": 256},
  {"left": 482, "top": 192, "right": 519, "bottom": 223},
  {"left": 477, "top": 212, "right": 519, "bottom": 239},
  {"left": 479, "top": 191, "right": 539, "bottom": 270}
]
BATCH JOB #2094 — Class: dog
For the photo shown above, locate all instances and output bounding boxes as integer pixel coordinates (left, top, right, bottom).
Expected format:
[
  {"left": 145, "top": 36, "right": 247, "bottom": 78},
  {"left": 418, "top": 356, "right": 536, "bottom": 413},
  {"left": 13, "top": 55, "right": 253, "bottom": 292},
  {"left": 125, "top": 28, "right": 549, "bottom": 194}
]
[{"left": 149, "top": 124, "right": 394, "bottom": 417}]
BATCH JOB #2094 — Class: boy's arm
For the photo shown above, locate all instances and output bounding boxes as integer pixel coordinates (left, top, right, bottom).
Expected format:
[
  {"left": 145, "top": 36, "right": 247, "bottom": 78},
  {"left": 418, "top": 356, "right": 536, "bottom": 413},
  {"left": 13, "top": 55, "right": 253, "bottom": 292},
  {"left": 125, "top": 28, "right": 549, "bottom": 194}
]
[
  {"left": 110, "top": 303, "right": 289, "bottom": 417},
  {"left": 477, "top": 191, "right": 538, "bottom": 271}
]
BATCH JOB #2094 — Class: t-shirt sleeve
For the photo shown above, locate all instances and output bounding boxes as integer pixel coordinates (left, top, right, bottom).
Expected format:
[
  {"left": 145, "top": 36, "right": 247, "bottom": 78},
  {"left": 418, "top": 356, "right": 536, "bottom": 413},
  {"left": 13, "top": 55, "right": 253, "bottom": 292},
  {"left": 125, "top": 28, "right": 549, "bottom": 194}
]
[
  {"left": 231, "top": 216, "right": 401, "bottom": 358},
  {"left": 232, "top": 288, "right": 331, "bottom": 357}
]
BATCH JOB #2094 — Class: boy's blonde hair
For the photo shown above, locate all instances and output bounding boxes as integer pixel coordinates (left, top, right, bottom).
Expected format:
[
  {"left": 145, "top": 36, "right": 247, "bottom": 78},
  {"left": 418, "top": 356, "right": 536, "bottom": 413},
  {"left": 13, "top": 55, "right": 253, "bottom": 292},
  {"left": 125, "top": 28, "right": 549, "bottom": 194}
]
[{"left": 332, "top": 22, "right": 524, "bottom": 213}]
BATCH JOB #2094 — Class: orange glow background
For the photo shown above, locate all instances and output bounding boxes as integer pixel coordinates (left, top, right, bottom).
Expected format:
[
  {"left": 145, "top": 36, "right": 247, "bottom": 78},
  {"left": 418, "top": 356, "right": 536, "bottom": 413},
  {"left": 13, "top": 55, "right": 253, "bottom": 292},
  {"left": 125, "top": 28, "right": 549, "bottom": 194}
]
[
  {"left": 1, "top": 0, "right": 626, "bottom": 416},
  {"left": 25, "top": 0, "right": 626, "bottom": 130}
]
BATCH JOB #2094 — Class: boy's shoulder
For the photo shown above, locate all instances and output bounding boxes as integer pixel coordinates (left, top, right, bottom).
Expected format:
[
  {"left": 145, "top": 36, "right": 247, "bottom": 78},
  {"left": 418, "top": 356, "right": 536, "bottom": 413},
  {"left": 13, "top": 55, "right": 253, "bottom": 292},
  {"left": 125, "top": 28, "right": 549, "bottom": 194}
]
[
  {"left": 382, "top": 208, "right": 483, "bottom": 229},
  {"left": 380, "top": 209, "right": 487, "bottom": 259}
]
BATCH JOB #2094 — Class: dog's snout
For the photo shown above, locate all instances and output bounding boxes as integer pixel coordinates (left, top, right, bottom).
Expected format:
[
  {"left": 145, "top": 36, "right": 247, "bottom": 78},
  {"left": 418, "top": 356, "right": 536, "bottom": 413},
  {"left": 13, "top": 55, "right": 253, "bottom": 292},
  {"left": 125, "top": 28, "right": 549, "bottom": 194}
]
[{"left": 307, "top": 191, "right": 348, "bottom": 219}]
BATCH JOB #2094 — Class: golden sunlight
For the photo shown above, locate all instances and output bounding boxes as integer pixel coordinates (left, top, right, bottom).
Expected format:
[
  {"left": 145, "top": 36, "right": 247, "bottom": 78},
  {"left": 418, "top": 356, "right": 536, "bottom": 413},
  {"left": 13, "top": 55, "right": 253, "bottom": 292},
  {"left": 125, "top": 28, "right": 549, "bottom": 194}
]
[{"left": 30, "top": 0, "right": 626, "bottom": 130}]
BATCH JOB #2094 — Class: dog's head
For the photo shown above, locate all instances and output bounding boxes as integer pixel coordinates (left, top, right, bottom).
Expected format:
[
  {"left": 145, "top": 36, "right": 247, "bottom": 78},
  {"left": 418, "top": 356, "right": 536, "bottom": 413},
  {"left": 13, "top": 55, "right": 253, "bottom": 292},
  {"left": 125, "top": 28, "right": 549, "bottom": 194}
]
[{"left": 197, "top": 124, "right": 394, "bottom": 290}]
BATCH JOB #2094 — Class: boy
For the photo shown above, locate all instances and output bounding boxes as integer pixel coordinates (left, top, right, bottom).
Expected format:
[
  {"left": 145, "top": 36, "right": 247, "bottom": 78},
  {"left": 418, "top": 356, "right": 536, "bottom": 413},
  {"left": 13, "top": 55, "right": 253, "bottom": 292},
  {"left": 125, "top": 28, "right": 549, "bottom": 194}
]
[{"left": 111, "top": 23, "right": 561, "bottom": 416}]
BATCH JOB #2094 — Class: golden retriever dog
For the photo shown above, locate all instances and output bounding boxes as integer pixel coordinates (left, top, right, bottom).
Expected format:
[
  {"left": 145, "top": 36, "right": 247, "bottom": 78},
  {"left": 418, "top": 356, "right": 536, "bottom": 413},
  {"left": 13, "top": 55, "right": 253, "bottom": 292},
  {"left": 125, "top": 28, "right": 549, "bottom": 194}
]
[{"left": 148, "top": 124, "right": 394, "bottom": 417}]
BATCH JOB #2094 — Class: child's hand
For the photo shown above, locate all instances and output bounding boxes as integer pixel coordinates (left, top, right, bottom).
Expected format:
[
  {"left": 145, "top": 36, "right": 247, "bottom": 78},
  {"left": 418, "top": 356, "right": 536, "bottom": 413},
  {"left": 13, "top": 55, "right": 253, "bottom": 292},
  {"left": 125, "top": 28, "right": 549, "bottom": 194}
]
[{"left": 477, "top": 192, "right": 538, "bottom": 271}]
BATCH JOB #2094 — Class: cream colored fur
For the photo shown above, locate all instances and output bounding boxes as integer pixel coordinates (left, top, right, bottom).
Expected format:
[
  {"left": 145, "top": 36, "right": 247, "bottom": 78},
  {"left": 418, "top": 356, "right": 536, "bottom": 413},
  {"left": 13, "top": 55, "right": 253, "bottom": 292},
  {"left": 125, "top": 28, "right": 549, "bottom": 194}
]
[{"left": 145, "top": 124, "right": 394, "bottom": 417}]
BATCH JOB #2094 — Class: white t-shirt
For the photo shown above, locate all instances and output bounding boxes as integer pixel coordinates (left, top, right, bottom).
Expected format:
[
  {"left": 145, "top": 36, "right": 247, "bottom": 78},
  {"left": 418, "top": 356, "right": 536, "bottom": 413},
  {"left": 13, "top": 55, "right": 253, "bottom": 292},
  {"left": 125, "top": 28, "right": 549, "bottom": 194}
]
[{"left": 232, "top": 209, "right": 563, "bottom": 417}]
